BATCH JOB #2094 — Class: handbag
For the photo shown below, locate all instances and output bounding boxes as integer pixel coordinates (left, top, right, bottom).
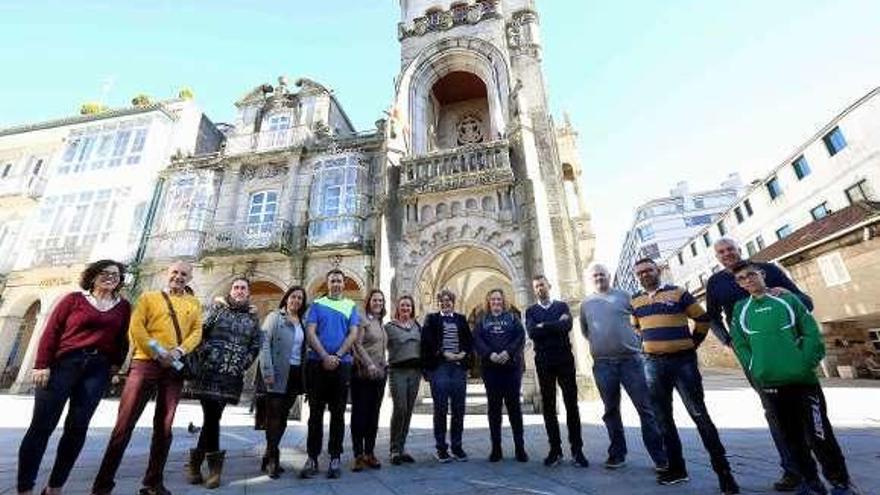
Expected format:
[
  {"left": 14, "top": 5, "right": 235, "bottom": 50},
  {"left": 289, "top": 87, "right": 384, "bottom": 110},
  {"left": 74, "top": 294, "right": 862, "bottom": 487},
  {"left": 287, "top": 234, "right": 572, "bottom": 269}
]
[{"left": 160, "top": 291, "right": 198, "bottom": 379}]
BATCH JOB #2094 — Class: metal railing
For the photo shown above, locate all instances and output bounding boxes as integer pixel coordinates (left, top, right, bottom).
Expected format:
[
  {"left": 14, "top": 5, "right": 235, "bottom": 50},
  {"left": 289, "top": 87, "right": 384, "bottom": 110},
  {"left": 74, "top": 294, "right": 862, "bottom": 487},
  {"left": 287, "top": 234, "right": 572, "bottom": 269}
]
[
  {"left": 223, "top": 126, "right": 312, "bottom": 156},
  {"left": 145, "top": 229, "right": 206, "bottom": 260},
  {"left": 204, "top": 219, "right": 302, "bottom": 255}
]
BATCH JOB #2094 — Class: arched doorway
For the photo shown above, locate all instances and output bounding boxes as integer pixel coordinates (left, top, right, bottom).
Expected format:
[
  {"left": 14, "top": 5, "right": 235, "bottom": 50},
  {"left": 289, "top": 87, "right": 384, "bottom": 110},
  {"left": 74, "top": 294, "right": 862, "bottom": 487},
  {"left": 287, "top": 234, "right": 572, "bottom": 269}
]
[
  {"left": 249, "top": 280, "right": 285, "bottom": 322},
  {"left": 428, "top": 71, "right": 490, "bottom": 152},
  {"left": 308, "top": 274, "right": 364, "bottom": 308},
  {"left": 1, "top": 301, "right": 40, "bottom": 389}
]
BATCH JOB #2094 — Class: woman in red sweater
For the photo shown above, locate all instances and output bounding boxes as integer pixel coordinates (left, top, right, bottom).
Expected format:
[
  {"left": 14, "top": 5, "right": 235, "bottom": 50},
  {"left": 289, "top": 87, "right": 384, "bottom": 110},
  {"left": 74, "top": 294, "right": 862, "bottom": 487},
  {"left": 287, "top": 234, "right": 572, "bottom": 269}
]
[{"left": 17, "top": 259, "right": 131, "bottom": 495}]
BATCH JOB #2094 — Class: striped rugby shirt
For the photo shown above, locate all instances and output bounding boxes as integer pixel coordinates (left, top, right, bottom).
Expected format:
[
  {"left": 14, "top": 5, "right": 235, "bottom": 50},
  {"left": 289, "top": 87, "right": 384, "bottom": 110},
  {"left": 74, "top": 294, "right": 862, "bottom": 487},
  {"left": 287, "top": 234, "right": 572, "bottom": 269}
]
[{"left": 630, "top": 285, "right": 710, "bottom": 355}]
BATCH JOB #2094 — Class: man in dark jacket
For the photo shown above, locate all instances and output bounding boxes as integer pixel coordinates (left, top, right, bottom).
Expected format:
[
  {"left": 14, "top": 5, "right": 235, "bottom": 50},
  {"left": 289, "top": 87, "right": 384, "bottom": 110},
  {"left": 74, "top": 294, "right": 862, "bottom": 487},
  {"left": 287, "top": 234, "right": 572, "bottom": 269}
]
[
  {"left": 421, "top": 289, "right": 473, "bottom": 463},
  {"left": 525, "top": 275, "right": 588, "bottom": 468},
  {"left": 706, "top": 237, "right": 812, "bottom": 492}
]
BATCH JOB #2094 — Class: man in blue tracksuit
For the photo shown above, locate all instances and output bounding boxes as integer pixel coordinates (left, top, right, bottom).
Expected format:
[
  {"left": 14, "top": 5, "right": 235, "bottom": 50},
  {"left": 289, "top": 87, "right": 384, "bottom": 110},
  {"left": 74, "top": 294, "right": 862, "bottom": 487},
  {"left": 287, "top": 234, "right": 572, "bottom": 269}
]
[{"left": 474, "top": 288, "right": 527, "bottom": 462}]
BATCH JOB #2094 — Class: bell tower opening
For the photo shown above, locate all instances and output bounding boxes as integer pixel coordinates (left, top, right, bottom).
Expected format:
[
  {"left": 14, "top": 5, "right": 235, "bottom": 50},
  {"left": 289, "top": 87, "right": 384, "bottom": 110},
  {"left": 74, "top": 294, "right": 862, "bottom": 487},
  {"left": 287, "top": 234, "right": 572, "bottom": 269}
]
[{"left": 428, "top": 71, "right": 489, "bottom": 151}]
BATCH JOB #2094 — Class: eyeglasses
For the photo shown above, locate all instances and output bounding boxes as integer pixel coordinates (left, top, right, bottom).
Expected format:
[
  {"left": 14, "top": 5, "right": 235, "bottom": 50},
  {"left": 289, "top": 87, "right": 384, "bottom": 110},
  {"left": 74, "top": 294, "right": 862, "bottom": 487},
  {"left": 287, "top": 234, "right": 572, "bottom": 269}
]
[
  {"left": 98, "top": 270, "right": 121, "bottom": 280},
  {"left": 734, "top": 272, "right": 761, "bottom": 283}
]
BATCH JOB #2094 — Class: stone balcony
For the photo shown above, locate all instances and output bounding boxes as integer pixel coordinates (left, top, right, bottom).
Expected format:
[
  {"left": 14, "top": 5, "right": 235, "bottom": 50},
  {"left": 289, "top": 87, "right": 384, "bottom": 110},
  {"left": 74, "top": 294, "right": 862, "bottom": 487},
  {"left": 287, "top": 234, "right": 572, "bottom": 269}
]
[
  {"left": 146, "top": 230, "right": 206, "bottom": 260},
  {"left": 223, "top": 126, "right": 312, "bottom": 156},
  {"left": 32, "top": 245, "right": 91, "bottom": 267},
  {"left": 203, "top": 220, "right": 303, "bottom": 256},
  {"left": 399, "top": 140, "right": 514, "bottom": 197}
]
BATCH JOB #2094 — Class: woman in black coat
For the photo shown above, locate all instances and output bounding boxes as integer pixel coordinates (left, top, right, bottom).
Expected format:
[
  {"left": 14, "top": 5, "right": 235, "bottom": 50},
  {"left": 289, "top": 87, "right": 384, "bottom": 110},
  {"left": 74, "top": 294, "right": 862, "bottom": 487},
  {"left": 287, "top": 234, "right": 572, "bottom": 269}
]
[{"left": 186, "top": 277, "right": 261, "bottom": 489}]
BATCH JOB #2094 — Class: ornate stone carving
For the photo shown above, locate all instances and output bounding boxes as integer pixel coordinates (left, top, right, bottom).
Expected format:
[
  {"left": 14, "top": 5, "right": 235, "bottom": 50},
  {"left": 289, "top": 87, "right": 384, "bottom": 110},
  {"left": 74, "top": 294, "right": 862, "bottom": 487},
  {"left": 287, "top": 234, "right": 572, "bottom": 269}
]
[
  {"left": 507, "top": 9, "right": 541, "bottom": 58},
  {"left": 240, "top": 163, "right": 285, "bottom": 181},
  {"left": 456, "top": 114, "right": 485, "bottom": 145},
  {"left": 398, "top": 0, "right": 499, "bottom": 40}
]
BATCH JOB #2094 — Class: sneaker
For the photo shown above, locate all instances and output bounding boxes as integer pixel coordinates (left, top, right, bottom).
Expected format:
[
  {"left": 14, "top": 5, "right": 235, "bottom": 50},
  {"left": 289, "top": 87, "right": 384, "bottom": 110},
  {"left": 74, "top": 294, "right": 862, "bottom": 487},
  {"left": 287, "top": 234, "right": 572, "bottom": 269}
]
[
  {"left": 604, "top": 456, "right": 625, "bottom": 469},
  {"left": 657, "top": 468, "right": 690, "bottom": 486},
  {"left": 400, "top": 453, "right": 416, "bottom": 463},
  {"left": 451, "top": 447, "right": 469, "bottom": 462},
  {"left": 830, "top": 483, "right": 860, "bottom": 495},
  {"left": 327, "top": 457, "right": 342, "bottom": 479},
  {"left": 718, "top": 470, "right": 740, "bottom": 495},
  {"left": 774, "top": 472, "right": 803, "bottom": 492},
  {"left": 434, "top": 450, "right": 453, "bottom": 463},
  {"left": 489, "top": 448, "right": 503, "bottom": 463},
  {"left": 572, "top": 450, "right": 590, "bottom": 468},
  {"left": 138, "top": 487, "right": 172, "bottom": 495},
  {"left": 390, "top": 453, "right": 403, "bottom": 466},
  {"left": 543, "top": 450, "right": 563, "bottom": 467},
  {"left": 515, "top": 447, "right": 529, "bottom": 463},
  {"left": 300, "top": 457, "right": 319, "bottom": 479},
  {"left": 351, "top": 455, "right": 366, "bottom": 472}
]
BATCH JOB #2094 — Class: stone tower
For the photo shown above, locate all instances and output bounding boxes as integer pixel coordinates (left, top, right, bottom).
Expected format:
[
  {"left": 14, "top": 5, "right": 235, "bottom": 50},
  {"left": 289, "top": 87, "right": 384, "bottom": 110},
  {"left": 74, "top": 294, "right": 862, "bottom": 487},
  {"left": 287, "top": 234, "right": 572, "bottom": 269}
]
[{"left": 382, "top": 0, "right": 595, "bottom": 391}]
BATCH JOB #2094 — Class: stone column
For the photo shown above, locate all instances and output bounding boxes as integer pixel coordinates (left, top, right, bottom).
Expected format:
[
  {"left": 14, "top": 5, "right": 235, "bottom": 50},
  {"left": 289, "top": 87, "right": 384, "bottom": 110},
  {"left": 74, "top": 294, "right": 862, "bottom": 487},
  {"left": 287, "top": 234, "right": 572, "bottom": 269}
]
[
  {"left": 214, "top": 163, "right": 243, "bottom": 227},
  {"left": 10, "top": 308, "right": 49, "bottom": 394}
]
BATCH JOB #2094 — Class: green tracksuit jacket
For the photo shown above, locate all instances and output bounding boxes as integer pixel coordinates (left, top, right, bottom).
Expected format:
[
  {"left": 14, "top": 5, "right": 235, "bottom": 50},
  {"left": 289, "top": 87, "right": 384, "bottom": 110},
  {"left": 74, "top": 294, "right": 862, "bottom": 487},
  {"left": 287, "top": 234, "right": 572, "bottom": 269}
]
[{"left": 730, "top": 292, "right": 824, "bottom": 388}]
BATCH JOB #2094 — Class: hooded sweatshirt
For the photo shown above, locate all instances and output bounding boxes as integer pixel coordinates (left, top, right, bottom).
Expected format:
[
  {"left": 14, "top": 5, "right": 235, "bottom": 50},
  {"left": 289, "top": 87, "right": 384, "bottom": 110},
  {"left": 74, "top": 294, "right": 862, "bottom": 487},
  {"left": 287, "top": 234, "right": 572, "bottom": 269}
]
[
  {"left": 730, "top": 292, "right": 824, "bottom": 388},
  {"left": 474, "top": 311, "right": 525, "bottom": 370}
]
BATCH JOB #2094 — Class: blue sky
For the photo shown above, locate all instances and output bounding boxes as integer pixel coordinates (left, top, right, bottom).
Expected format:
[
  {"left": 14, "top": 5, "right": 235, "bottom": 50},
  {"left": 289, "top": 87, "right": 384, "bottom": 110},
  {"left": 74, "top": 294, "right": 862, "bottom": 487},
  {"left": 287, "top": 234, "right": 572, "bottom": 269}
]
[{"left": 2, "top": 1, "right": 880, "bottom": 268}]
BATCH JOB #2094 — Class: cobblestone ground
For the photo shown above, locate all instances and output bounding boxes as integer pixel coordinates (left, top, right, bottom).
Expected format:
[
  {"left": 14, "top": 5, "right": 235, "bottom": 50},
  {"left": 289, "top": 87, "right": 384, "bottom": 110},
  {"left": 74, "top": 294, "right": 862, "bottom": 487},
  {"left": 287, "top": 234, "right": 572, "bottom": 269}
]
[{"left": 1, "top": 371, "right": 878, "bottom": 494}]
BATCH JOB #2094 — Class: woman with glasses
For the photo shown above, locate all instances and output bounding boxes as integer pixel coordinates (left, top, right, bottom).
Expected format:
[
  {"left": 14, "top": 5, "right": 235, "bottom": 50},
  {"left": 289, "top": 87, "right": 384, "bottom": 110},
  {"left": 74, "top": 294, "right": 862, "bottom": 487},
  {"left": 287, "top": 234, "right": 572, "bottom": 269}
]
[
  {"left": 258, "top": 286, "right": 308, "bottom": 479},
  {"left": 17, "top": 260, "right": 131, "bottom": 495},
  {"left": 186, "top": 277, "right": 262, "bottom": 489}
]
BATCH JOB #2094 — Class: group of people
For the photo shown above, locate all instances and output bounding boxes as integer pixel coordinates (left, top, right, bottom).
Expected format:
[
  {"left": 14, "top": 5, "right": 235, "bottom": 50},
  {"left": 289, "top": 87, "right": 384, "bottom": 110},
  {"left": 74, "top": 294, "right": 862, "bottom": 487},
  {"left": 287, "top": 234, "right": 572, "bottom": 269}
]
[{"left": 15, "top": 235, "right": 860, "bottom": 495}]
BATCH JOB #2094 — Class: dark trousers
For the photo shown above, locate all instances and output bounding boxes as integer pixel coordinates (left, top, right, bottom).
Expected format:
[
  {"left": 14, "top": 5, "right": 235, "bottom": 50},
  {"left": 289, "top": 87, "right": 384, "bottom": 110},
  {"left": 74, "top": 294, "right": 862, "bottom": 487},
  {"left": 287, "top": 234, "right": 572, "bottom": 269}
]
[
  {"left": 644, "top": 351, "right": 730, "bottom": 474},
  {"left": 536, "top": 358, "right": 583, "bottom": 453},
  {"left": 306, "top": 361, "right": 351, "bottom": 459},
  {"left": 593, "top": 354, "right": 667, "bottom": 466},
  {"left": 388, "top": 367, "right": 421, "bottom": 454},
  {"left": 428, "top": 361, "right": 467, "bottom": 452},
  {"left": 750, "top": 375, "right": 800, "bottom": 477},
  {"left": 483, "top": 366, "right": 524, "bottom": 450},
  {"left": 197, "top": 399, "right": 226, "bottom": 452},
  {"left": 265, "top": 366, "right": 302, "bottom": 454},
  {"left": 762, "top": 384, "right": 850, "bottom": 486},
  {"left": 17, "top": 350, "right": 110, "bottom": 492},
  {"left": 93, "top": 360, "right": 183, "bottom": 491},
  {"left": 350, "top": 373, "right": 387, "bottom": 456}
]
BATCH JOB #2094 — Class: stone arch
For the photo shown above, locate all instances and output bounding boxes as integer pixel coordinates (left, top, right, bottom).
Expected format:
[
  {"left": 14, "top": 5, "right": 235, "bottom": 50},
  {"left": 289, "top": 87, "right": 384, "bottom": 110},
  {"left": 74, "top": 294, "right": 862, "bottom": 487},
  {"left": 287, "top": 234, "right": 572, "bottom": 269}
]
[
  {"left": 0, "top": 299, "right": 40, "bottom": 389},
  {"left": 399, "top": 37, "right": 512, "bottom": 154},
  {"left": 207, "top": 273, "right": 288, "bottom": 321},
  {"left": 465, "top": 198, "right": 478, "bottom": 210},
  {"left": 435, "top": 202, "right": 449, "bottom": 218},
  {"left": 305, "top": 269, "right": 366, "bottom": 303},
  {"left": 420, "top": 205, "right": 434, "bottom": 222},
  {"left": 481, "top": 195, "right": 496, "bottom": 212}
]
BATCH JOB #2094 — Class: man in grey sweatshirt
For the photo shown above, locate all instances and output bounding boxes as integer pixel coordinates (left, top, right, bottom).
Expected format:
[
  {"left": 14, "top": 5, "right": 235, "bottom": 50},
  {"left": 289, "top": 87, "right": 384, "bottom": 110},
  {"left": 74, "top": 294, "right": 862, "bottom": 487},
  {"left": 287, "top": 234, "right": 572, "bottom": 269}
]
[{"left": 580, "top": 263, "right": 667, "bottom": 471}]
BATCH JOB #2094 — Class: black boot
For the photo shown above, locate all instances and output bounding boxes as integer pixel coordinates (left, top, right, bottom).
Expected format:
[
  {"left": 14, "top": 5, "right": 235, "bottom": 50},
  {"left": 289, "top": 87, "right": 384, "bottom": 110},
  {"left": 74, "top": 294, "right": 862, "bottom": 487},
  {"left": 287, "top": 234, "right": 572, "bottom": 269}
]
[
  {"left": 186, "top": 448, "right": 206, "bottom": 485},
  {"left": 265, "top": 448, "right": 283, "bottom": 479},
  {"left": 204, "top": 451, "right": 226, "bottom": 489}
]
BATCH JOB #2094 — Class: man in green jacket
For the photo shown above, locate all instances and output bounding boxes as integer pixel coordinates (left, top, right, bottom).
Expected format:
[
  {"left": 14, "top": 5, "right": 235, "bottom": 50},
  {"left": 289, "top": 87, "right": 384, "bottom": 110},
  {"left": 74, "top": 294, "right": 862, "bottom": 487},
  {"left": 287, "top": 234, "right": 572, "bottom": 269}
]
[{"left": 729, "top": 261, "right": 858, "bottom": 495}]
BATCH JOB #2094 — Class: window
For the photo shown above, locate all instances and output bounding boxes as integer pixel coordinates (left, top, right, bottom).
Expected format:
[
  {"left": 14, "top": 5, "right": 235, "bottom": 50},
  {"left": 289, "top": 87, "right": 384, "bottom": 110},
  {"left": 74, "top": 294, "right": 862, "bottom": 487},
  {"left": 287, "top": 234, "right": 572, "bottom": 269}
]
[
  {"left": 637, "top": 224, "right": 655, "bottom": 242},
  {"left": 685, "top": 214, "right": 712, "bottom": 226},
  {"left": 811, "top": 202, "right": 830, "bottom": 220},
  {"left": 31, "top": 158, "right": 43, "bottom": 175},
  {"left": 746, "top": 241, "right": 757, "bottom": 257},
  {"left": 702, "top": 232, "right": 711, "bottom": 248},
  {"left": 776, "top": 224, "right": 793, "bottom": 240},
  {"left": 677, "top": 252, "right": 684, "bottom": 265},
  {"left": 131, "top": 129, "right": 148, "bottom": 153},
  {"left": 698, "top": 273, "right": 707, "bottom": 288},
  {"left": 845, "top": 179, "right": 871, "bottom": 204},
  {"left": 690, "top": 242, "right": 698, "bottom": 257},
  {"left": 734, "top": 207, "right": 745, "bottom": 224},
  {"left": 756, "top": 235, "right": 766, "bottom": 250},
  {"left": 744, "top": 198, "right": 754, "bottom": 216},
  {"left": 717, "top": 220, "right": 727, "bottom": 236},
  {"left": 308, "top": 155, "right": 368, "bottom": 246},
  {"left": 767, "top": 176, "right": 782, "bottom": 200},
  {"left": 247, "top": 191, "right": 278, "bottom": 233},
  {"left": 823, "top": 127, "right": 847, "bottom": 156},
  {"left": 693, "top": 197, "right": 704, "bottom": 209},
  {"left": 792, "top": 156, "right": 811, "bottom": 180},
  {"left": 868, "top": 329, "right": 880, "bottom": 352},
  {"left": 1, "top": 163, "right": 11, "bottom": 178},
  {"left": 817, "top": 251, "right": 851, "bottom": 287}
]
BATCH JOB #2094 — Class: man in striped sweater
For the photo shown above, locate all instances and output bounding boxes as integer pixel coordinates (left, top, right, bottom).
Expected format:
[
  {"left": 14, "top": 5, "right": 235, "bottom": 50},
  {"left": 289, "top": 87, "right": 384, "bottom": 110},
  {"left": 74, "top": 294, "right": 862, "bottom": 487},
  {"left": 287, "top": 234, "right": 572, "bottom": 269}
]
[{"left": 631, "top": 258, "right": 739, "bottom": 494}]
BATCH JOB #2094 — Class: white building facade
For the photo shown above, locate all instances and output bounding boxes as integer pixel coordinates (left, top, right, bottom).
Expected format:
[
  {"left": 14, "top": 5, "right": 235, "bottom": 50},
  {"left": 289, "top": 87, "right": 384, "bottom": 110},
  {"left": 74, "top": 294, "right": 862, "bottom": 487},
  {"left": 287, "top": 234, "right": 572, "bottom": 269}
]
[
  {"left": 614, "top": 176, "right": 743, "bottom": 294},
  {"left": 0, "top": 99, "right": 220, "bottom": 391},
  {"left": 666, "top": 87, "right": 880, "bottom": 294}
]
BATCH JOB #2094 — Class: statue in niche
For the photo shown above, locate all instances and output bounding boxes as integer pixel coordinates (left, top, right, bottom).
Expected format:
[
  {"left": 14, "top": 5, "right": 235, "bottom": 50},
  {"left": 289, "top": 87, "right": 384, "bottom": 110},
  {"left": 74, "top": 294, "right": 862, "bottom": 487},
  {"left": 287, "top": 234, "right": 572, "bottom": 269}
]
[{"left": 427, "top": 124, "right": 439, "bottom": 151}]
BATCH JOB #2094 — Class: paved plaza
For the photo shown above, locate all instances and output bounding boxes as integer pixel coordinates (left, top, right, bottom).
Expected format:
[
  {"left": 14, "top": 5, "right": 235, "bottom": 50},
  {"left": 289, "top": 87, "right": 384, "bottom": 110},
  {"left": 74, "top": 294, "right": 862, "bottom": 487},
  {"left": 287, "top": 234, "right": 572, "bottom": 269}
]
[{"left": 1, "top": 371, "right": 878, "bottom": 494}]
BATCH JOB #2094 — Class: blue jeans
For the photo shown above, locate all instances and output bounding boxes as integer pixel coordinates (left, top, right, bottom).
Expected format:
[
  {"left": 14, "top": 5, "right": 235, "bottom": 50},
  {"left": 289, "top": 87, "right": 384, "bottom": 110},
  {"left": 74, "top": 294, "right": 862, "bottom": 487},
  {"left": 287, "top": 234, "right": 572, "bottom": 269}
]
[
  {"left": 18, "top": 350, "right": 110, "bottom": 492},
  {"left": 644, "top": 350, "right": 730, "bottom": 473},
  {"left": 428, "top": 361, "right": 467, "bottom": 452},
  {"left": 593, "top": 354, "right": 667, "bottom": 466}
]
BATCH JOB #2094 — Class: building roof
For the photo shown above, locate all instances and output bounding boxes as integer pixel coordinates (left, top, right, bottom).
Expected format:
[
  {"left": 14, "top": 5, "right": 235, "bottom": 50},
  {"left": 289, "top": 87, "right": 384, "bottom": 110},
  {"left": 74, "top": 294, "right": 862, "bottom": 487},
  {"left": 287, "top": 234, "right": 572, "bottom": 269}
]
[
  {"left": 752, "top": 201, "right": 880, "bottom": 262},
  {"left": 0, "top": 100, "right": 182, "bottom": 138}
]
